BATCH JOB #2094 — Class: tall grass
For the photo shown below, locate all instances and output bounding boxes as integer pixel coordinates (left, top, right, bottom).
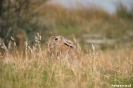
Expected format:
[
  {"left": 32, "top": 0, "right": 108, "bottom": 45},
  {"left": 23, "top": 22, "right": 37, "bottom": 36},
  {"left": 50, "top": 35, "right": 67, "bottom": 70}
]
[{"left": 0, "top": 36, "right": 132, "bottom": 88}]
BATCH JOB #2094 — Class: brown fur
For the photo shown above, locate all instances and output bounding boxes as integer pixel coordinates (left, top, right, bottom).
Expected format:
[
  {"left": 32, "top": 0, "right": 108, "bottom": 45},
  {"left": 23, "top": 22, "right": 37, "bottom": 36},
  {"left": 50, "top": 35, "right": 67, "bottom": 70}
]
[{"left": 47, "top": 35, "right": 77, "bottom": 59}]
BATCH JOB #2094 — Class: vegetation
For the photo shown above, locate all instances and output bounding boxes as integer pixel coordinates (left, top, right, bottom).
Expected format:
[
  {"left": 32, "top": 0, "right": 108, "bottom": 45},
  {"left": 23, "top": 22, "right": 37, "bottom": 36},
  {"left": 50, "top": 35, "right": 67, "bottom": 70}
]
[
  {"left": 0, "top": 0, "right": 133, "bottom": 49},
  {"left": 0, "top": 37, "right": 133, "bottom": 88},
  {"left": 0, "top": 0, "right": 133, "bottom": 88}
]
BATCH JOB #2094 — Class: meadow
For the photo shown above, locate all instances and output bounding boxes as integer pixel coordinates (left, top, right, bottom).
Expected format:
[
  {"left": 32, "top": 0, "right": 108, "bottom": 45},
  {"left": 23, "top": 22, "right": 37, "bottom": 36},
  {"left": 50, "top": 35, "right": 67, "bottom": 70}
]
[
  {"left": 0, "top": 1, "right": 133, "bottom": 88},
  {"left": 0, "top": 35, "right": 133, "bottom": 88}
]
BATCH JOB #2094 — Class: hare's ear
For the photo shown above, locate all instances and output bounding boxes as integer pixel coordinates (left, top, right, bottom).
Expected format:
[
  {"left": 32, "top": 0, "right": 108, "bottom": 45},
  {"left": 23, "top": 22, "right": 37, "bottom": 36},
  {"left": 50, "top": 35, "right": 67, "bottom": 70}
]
[{"left": 63, "top": 39, "right": 75, "bottom": 47}]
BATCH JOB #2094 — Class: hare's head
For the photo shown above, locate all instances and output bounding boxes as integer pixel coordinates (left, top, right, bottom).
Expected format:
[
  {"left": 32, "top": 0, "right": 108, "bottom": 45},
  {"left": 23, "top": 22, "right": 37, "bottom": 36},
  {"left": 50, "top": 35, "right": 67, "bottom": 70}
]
[
  {"left": 47, "top": 35, "right": 75, "bottom": 49},
  {"left": 47, "top": 35, "right": 77, "bottom": 56}
]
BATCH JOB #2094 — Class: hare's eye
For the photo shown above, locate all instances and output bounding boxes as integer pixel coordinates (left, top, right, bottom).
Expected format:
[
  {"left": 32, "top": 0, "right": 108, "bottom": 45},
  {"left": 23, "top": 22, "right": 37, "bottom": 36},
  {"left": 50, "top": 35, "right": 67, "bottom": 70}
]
[{"left": 55, "top": 38, "right": 58, "bottom": 41}]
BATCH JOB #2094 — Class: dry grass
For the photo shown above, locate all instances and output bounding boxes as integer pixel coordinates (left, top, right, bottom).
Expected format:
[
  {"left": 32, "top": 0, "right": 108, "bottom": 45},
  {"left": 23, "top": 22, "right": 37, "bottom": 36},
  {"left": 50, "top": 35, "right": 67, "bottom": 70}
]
[{"left": 0, "top": 35, "right": 133, "bottom": 88}]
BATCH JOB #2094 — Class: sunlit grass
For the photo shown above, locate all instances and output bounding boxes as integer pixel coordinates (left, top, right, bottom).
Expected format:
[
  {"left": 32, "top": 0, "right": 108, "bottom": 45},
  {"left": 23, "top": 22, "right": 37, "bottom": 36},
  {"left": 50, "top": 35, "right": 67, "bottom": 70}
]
[{"left": 0, "top": 36, "right": 133, "bottom": 88}]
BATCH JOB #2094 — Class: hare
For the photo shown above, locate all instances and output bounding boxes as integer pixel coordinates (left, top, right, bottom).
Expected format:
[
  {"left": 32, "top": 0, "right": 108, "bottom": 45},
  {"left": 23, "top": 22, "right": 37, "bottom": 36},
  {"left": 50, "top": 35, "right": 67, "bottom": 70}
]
[{"left": 47, "top": 35, "right": 77, "bottom": 59}]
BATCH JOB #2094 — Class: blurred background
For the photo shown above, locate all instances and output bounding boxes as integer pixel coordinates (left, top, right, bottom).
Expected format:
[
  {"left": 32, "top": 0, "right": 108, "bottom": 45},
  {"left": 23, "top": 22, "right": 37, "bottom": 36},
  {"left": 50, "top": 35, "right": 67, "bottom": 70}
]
[{"left": 0, "top": 0, "right": 133, "bottom": 50}]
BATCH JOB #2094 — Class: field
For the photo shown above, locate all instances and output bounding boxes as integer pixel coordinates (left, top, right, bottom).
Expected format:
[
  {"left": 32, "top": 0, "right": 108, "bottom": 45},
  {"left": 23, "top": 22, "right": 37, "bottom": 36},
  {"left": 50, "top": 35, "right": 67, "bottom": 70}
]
[
  {"left": 0, "top": 36, "right": 133, "bottom": 88},
  {"left": 0, "top": 1, "right": 133, "bottom": 88}
]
